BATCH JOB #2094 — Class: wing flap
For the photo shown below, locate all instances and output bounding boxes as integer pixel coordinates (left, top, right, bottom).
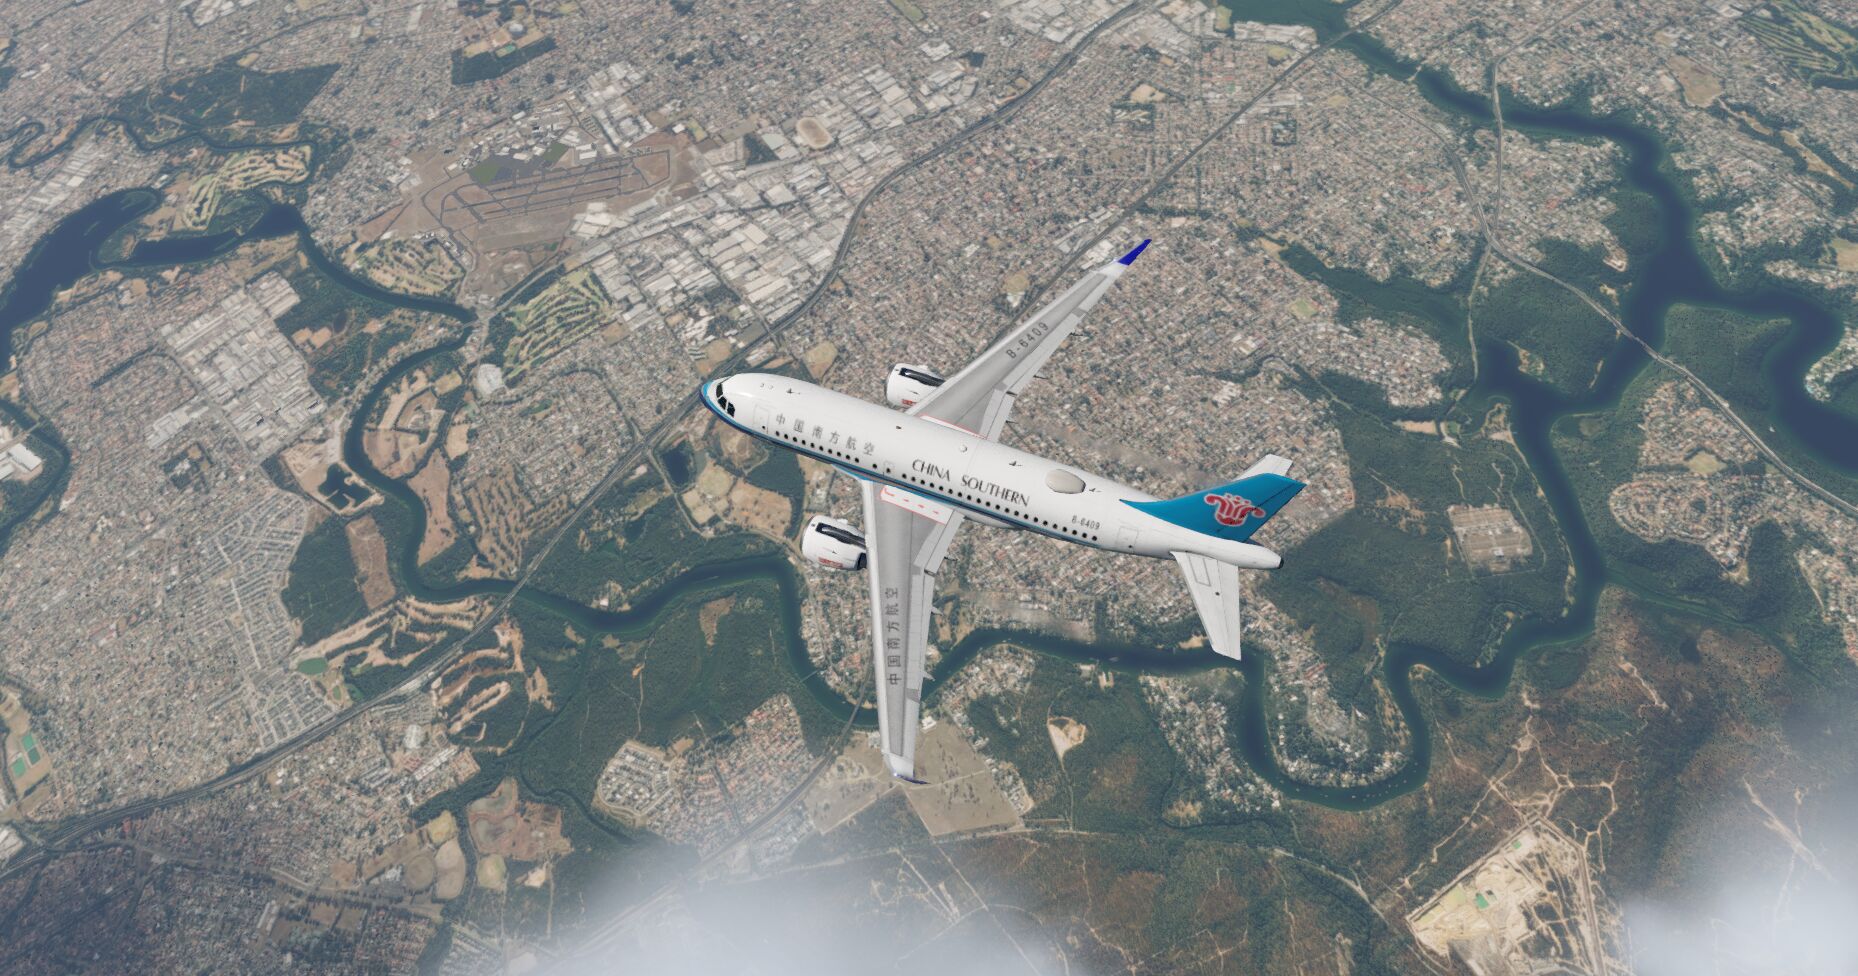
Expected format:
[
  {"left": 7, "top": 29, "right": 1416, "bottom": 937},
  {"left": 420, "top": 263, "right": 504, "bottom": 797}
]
[
  {"left": 1173, "top": 550, "right": 1243, "bottom": 660},
  {"left": 861, "top": 481, "right": 966, "bottom": 782}
]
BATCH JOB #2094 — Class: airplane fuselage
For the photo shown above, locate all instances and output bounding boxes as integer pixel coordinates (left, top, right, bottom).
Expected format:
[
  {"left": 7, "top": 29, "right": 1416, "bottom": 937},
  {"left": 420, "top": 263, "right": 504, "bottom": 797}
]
[{"left": 701, "top": 373, "right": 1282, "bottom": 570}]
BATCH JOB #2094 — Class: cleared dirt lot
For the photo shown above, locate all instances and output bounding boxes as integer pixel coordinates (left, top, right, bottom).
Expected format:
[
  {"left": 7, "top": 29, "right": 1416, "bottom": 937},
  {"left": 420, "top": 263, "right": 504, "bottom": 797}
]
[
  {"left": 410, "top": 457, "right": 458, "bottom": 563},
  {"left": 344, "top": 515, "right": 395, "bottom": 609},
  {"left": 902, "top": 723, "right": 1022, "bottom": 837},
  {"left": 726, "top": 480, "right": 792, "bottom": 539}
]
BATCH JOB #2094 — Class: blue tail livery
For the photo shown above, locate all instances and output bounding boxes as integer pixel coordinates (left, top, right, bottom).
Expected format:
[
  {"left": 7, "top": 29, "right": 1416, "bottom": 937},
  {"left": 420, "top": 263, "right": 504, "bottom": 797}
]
[{"left": 1123, "top": 462, "right": 1304, "bottom": 542}]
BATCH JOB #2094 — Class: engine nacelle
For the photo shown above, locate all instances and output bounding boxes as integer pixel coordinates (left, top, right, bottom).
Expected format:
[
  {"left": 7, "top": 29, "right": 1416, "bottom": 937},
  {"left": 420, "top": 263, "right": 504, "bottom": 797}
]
[
  {"left": 885, "top": 364, "right": 945, "bottom": 408},
  {"left": 802, "top": 515, "right": 867, "bottom": 570}
]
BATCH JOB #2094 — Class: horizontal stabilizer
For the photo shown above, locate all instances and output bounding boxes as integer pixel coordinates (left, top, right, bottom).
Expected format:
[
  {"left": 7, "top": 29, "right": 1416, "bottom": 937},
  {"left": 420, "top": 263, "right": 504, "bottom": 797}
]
[
  {"left": 1174, "top": 551, "right": 1243, "bottom": 660},
  {"left": 1238, "top": 453, "right": 1293, "bottom": 480}
]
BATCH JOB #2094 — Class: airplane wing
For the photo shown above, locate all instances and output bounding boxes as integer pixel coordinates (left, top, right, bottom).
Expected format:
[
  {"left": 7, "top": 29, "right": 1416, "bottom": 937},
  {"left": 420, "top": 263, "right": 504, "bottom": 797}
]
[
  {"left": 910, "top": 240, "right": 1149, "bottom": 440},
  {"left": 1173, "top": 550, "right": 1243, "bottom": 660},
  {"left": 860, "top": 480, "right": 967, "bottom": 782}
]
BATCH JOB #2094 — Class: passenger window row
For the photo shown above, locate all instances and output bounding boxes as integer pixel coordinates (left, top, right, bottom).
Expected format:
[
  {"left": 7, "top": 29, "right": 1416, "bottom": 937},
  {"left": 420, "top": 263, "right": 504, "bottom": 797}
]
[{"left": 768, "top": 427, "right": 1101, "bottom": 542}]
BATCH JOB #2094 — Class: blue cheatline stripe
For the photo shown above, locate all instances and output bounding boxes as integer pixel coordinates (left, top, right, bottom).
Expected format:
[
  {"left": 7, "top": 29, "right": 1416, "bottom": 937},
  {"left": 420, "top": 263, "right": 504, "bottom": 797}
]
[
  {"left": 1117, "top": 239, "right": 1151, "bottom": 265},
  {"left": 694, "top": 384, "right": 1102, "bottom": 547}
]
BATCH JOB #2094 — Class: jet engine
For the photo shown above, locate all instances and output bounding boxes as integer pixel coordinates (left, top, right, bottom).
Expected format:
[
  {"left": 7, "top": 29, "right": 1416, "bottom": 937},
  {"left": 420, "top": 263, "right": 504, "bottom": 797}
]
[
  {"left": 802, "top": 515, "right": 867, "bottom": 570},
  {"left": 885, "top": 364, "right": 945, "bottom": 408}
]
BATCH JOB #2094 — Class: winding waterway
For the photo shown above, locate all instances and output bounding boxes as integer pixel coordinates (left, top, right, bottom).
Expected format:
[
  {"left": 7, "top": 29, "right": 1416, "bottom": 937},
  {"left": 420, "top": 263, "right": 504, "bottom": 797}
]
[
  {"left": 1, "top": 19, "right": 1851, "bottom": 812},
  {"left": 0, "top": 189, "right": 472, "bottom": 369}
]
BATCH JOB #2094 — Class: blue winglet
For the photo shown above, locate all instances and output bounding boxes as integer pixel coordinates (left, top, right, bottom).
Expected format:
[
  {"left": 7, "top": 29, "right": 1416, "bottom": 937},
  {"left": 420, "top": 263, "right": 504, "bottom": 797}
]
[{"left": 1117, "top": 239, "right": 1151, "bottom": 265}]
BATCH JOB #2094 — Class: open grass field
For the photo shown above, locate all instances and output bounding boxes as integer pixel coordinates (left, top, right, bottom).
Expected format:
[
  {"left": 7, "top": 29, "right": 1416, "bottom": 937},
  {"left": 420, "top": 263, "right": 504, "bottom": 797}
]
[
  {"left": 348, "top": 238, "right": 465, "bottom": 297},
  {"left": 489, "top": 268, "right": 612, "bottom": 384},
  {"left": 1741, "top": 0, "right": 1858, "bottom": 87}
]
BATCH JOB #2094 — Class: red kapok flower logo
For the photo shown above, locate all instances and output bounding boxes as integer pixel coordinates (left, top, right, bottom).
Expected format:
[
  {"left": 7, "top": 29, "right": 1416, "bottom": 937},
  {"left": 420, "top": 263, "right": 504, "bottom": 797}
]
[{"left": 1205, "top": 493, "right": 1266, "bottom": 527}]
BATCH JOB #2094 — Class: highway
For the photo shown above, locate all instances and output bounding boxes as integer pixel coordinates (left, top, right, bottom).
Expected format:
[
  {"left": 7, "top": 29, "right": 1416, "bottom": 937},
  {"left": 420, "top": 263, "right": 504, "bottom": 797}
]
[
  {"left": 552, "top": 0, "right": 1426, "bottom": 957},
  {"left": 1036, "top": 0, "right": 1409, "bottom": 303},
  {"left": 1, "top": 0, "right": 1452, "bottom": 929},
  {"left": 1445, "top": 61, "right": 1858, "bottom": 523},
  {"left": 0, "top": 0, "right": 1147, "bottom": 888}
]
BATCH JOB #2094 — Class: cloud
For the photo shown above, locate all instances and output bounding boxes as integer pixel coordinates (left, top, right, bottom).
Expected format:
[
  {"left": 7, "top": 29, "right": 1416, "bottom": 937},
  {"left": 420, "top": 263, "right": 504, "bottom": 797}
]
[
  {"left": 1624, "top": 781, "right": 1858, "bottom": 976},
  {"left": 1625, "top": 872, "right": 1858, "bottom": 976},
  {"left": 547, "top": 846, "right": 1085, "bottom": 976}
]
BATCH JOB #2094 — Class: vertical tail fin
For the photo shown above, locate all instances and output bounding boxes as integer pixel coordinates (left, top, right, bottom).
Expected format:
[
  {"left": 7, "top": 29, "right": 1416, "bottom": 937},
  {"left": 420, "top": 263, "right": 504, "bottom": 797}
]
[{"left": 1123, "top": 455, "right": 1304, "bottom": 542}]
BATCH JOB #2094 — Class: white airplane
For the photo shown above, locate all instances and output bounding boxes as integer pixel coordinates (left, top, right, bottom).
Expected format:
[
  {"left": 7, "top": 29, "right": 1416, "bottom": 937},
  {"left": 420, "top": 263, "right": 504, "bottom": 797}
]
[{"left": 700, "top": 241, "right": 1304, "bottom": 782}]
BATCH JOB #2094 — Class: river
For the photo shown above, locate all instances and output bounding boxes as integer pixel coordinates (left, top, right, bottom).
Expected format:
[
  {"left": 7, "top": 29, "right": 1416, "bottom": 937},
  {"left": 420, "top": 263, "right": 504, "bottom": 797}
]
[
  {"left": 1, "top": 21, "right": 1850, "bottom": 810},
  {"left": 0, "top": 189, "right": 473, "bottom": 369}
]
